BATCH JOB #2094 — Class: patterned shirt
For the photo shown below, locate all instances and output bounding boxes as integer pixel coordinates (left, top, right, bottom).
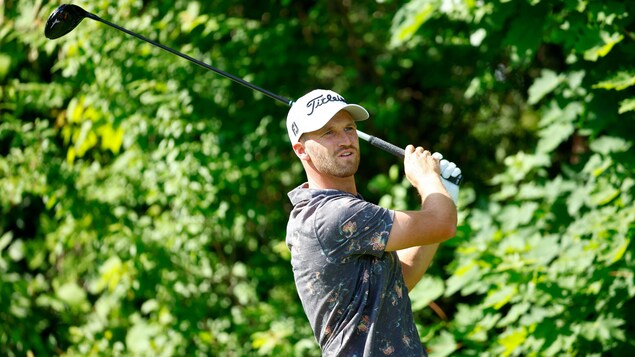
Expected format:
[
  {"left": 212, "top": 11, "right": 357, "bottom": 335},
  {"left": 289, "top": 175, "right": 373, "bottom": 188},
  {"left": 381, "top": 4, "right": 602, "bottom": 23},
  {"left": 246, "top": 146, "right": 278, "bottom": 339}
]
[{"left": 286, "top": 184, "right": 425, "bottom": 356}]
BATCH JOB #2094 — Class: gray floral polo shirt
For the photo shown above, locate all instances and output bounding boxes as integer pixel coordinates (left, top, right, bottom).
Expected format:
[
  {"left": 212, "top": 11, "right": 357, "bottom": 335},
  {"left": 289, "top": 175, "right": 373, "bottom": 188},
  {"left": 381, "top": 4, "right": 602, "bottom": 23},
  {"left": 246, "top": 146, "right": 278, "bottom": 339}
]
[{"left": 286, "top": 184, "right": 425, "bottom": 356}]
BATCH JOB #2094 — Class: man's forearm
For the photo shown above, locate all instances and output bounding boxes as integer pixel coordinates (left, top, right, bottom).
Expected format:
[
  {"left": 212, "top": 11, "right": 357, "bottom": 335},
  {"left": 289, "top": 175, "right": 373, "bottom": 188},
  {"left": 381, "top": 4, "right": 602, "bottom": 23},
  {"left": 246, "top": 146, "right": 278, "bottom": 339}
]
[
  {"left": 396, "top": 173, "right": 448, "bottom": 290},
  {"left": 397, "top": 243, "right": 440, "bottom": 291}
]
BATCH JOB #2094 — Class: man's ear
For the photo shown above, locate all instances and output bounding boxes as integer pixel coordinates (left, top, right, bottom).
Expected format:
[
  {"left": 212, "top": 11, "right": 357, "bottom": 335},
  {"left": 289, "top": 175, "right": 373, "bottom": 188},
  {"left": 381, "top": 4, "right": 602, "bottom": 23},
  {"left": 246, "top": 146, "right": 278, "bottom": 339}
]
[{"left": 292, "top": 142, "right": 310, "bottom": 161}]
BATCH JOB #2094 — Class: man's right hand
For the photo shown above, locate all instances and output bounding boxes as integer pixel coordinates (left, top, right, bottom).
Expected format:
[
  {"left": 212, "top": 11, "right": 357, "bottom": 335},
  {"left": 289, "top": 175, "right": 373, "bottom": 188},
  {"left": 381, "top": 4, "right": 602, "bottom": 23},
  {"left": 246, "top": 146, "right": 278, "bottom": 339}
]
[{"left": 403, "top": 145, "right": 445, "bottom": 197}]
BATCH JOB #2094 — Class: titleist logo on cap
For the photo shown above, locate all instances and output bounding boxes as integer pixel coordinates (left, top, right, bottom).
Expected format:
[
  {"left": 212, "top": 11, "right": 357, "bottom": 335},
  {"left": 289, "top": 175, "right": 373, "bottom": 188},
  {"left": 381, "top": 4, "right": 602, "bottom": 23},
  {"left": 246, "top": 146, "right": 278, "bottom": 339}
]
[{"left": 305, "top": 94, "right": 346, "bottom": 116}]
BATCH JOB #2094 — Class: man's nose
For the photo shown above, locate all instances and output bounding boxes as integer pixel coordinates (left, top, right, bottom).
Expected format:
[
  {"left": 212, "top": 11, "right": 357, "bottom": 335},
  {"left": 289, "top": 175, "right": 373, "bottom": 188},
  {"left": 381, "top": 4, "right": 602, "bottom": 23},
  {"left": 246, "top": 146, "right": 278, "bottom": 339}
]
[{"left": 337, "top": 130, "right": 355, "bottom": 146}]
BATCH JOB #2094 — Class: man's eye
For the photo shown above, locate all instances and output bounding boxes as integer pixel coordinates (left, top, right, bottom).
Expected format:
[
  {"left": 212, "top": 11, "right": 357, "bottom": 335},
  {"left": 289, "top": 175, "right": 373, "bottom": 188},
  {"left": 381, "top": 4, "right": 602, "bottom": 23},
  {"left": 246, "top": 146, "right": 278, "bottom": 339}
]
[
  {"left": 345, "top": 126, "right": 355, "bottom": 132},
  {"left": 322, "top": 131, "right": 333, "bottom": 136}
]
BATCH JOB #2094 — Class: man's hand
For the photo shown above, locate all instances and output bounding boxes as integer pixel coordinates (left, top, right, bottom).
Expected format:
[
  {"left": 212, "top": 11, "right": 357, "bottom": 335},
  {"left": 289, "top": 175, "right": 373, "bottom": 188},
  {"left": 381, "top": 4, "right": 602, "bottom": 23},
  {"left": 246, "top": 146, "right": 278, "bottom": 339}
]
[
  {"left": 387, "top": 145, "right": 457, "bottom": 250},
  {"left": 432, "top": 152, "right": 461, "bottom": 204},
  {"left": 403, "top": 145, "right": 443, "bottom": 196}
]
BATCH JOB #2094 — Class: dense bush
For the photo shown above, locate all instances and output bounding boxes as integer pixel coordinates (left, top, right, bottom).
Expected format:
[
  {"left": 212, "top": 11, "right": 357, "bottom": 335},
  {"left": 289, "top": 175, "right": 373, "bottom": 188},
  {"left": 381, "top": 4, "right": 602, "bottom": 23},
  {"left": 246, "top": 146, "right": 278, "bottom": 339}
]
[{"left": 1, "top": 1, "right": 633, "bottom": 356}]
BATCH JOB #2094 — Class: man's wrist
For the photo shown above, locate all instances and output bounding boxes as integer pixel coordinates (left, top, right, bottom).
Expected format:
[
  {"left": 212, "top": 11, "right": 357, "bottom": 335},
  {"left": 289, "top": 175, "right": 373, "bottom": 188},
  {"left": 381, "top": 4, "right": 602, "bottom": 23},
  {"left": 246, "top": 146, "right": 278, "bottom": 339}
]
[{"left": 413, "top": 174, "right": 448, "bottom": 198}]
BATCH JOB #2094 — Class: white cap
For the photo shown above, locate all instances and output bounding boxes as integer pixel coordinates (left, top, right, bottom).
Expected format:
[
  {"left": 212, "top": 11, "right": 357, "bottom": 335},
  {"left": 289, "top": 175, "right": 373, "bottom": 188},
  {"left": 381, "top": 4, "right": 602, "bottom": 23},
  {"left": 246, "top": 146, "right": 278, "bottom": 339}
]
[{"left": 286, "top": 89, "right": 369, "bottom": 143}]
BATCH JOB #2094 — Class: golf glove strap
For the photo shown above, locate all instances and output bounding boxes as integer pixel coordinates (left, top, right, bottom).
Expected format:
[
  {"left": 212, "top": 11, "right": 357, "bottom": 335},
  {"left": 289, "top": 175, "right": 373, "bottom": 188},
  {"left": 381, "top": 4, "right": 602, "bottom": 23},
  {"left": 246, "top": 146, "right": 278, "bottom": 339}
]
[{"left": 433, "top": 152, "right": 461, "bottom": 204}]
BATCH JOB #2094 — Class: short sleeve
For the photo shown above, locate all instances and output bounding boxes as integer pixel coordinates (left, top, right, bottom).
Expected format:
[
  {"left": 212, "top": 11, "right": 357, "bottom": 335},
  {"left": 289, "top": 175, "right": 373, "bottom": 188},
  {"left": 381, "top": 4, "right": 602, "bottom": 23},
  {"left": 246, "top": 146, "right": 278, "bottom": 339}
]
[{"left": 313, "top": 195, "right": 394, "bottom": 260}]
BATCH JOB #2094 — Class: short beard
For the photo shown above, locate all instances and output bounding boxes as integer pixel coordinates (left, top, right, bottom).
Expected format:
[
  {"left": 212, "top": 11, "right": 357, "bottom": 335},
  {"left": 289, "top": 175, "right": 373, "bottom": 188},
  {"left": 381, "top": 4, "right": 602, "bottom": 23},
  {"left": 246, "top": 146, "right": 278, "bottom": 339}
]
[{"left": 312, "top": 148, "right": 360, "bottom": 177}]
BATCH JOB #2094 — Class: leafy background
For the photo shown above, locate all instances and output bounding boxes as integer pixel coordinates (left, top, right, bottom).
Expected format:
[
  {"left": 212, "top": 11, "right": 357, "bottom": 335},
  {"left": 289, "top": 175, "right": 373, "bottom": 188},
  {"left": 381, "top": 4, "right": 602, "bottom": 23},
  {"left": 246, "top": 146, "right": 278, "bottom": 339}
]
[{"left": 1, "top": 0, "right": 634, "bottom": 356}]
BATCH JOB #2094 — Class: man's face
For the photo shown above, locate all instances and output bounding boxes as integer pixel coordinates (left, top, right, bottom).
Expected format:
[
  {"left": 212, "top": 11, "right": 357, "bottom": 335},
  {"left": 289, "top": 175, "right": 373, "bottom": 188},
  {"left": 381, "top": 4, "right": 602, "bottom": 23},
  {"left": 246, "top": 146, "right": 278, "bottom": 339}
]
[{"left": 301, "top": 110, "right": 360, "bottom": 178}]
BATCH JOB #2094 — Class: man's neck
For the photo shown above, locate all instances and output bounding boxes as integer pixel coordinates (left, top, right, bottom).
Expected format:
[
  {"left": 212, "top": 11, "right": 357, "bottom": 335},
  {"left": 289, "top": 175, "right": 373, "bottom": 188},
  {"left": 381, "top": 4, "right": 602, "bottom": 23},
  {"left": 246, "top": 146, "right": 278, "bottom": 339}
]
[{"left": 307, "top": 175, "right": 357, "bottom": 195}]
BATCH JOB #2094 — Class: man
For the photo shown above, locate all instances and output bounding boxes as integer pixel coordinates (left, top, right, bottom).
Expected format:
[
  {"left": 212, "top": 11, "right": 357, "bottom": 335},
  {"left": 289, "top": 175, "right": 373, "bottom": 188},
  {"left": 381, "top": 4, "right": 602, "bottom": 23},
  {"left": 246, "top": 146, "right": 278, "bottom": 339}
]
[{"left": 285, "top": 89, "right": 460, "bottom": 356}]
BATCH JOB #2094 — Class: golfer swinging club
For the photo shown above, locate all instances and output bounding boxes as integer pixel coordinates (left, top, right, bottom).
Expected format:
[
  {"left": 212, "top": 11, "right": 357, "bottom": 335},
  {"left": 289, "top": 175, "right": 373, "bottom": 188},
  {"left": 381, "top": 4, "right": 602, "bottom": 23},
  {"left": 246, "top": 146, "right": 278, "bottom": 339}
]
[{"left": 285, "top": 89, "right": 461, "bottom": 356}]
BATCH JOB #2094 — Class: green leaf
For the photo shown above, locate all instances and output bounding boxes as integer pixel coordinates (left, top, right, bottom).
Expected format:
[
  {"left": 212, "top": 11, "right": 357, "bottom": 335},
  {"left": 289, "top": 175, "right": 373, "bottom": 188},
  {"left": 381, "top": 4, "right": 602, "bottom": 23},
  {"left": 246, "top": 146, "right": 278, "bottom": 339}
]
[
  {"left": 498, "top": 202, "right": 538, "bottom": 231},
  {"left": 618, "top": 97, "right": 635, "bottom": 114},
  {"left": 98, "top": 124, "right": 125, "bottom": 154},
  {"left": 497, "top": 302, "right": 531, "bottom": 327},
  {"left": 0, "top": 231, "right": 13, "bottom": 252},
  {"left": 566, "top": 185, "right": 590, "bottom": 215},
  {"left": 537, "top": 121, "right": 575, "bottom": 153},
  {"left": 409, "top": 275, "right": 444, "bottom": 311},
  {"left": 605, "top": 236, "right": 629, "bottom": 265},
  {"left": 584, "top": 32, "right": 624, "bottom": 62},
  {"left": 425, "top": 330, "right": 457, "bottom": 357},
  {"left": 589, "top": 136, "right": 632, "bottom": 154},
  {"left": 497, "top": 326, "right": 528, "bottom": 357},
  {"left": 8, "top": 239, "right": 24, "bottom": 261},
  {"left": 576, "top": 315, "right": 625, "bottom": 344},
  {"left": 536, "top": 102, "right": 582, "bottom": 153},
  {"left": 590, "top": 185, "right": 620, "bottom": 206},
  {"left": 141, "top": 299, "right": 160, "bottom": 314},
  {"left": 528, "top": 70, "right": 563, "bottom": 104},
  {"left": 484, "top": 285, "right": 517, "bottom": 310},
  {"left": 56, "top": 282, "right": 87, "bottom": 307},
  {"left": 389, "top": 0, "right": 438, "bottom": 48},
  {"left": 126, "top": 318, "right": 162, "bottom": 354},
  {"left": 445, "top": 262, "right": 481, "bottom": 296},
  {"left": 0, "top": 53, "right": 11, "bottom": 80},
  {"left": 593, "top": 71, "right": 635, "bottom": 91}
]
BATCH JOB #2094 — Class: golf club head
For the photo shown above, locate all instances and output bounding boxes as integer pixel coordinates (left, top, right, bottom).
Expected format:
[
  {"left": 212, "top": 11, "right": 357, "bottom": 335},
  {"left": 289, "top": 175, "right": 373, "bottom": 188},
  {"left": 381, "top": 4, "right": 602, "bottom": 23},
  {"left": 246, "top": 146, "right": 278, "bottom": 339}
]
[{"left": 45, "top": 4, "right": 89, "bottom": 39}]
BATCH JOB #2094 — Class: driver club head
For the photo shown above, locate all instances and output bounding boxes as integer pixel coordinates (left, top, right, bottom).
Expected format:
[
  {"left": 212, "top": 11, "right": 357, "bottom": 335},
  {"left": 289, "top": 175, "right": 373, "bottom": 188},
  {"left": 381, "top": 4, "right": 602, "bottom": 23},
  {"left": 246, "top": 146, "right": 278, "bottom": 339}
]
[{"left": 44, "top": 4, "right": 90, "bottom": 39}]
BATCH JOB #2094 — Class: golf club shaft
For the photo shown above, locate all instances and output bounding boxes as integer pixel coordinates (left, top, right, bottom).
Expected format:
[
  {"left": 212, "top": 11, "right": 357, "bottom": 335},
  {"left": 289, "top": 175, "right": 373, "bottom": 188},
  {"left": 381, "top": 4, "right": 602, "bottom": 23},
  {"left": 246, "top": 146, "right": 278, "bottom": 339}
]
[
  {"left": 88, "top": 14, "right": 405, "bottom": 155},
  {"left": 85, "top": 10, "right": 462, "bottom": 185},
  {"left": 87, "top": 13, "right": 293, "bottom": 106}
]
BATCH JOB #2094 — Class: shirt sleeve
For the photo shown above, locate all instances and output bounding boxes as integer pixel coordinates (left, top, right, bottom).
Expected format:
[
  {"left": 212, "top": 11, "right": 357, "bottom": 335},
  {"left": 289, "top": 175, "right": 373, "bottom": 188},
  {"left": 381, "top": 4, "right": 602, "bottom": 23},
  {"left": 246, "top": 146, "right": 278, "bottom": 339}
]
[{"left": 313, "top": 195, "right": 394, "bottom": 260}]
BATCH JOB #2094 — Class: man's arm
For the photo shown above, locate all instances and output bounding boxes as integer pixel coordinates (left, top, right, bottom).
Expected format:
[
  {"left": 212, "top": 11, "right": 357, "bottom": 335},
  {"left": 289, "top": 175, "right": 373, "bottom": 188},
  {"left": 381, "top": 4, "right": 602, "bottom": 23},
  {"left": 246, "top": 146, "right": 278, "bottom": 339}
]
[
  {"left": 390, "top": 185, "right": 449, "bottom": 290},
  {"left": 396, "top": 244, "right": 439, "bottom": 291},
  {"left": 385, "top": 146, "right": 457, "bottom": 251},
  {"left": 384, "top": 146, "right": 459, "bottom": 289}
]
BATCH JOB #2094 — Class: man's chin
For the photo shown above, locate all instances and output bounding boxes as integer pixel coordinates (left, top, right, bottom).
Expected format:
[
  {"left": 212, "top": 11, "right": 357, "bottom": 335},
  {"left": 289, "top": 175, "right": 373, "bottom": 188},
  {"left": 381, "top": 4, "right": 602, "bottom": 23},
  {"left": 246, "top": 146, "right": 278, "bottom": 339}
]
[
  {"left": 313, "top": 155, "right": 360, "bottom": 177},
  {"left": 332, "top": 163, "right": 359, "bottom": 178}
]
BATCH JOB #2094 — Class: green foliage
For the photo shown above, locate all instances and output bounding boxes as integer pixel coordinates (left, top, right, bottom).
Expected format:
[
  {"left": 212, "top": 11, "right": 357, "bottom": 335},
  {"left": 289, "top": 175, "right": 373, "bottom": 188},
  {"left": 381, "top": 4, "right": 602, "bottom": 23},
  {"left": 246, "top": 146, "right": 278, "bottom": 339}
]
[
  {"left": 2, "top": 0, "right": 634, "bottom": 356},
  {"left": 391, "top": 0, "right": 635, "bottom": 355}
]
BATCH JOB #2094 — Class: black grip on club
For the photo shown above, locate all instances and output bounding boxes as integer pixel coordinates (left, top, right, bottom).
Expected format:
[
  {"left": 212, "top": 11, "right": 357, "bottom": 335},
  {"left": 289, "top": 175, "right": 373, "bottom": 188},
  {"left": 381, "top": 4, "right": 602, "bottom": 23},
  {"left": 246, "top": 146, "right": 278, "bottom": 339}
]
[
  {"left": 360, "top": 132, "right": 463, "bottom": 185},
  {"left": 367, "top": 134, "right": 406, "bottom": 158}
]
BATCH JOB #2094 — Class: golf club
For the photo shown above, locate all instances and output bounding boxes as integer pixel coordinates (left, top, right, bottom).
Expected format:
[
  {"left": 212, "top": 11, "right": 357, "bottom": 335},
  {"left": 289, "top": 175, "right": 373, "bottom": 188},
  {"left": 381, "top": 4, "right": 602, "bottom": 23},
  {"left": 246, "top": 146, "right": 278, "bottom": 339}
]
[{"left": 45, "top": 4, "right": 462, "bottom": 185}]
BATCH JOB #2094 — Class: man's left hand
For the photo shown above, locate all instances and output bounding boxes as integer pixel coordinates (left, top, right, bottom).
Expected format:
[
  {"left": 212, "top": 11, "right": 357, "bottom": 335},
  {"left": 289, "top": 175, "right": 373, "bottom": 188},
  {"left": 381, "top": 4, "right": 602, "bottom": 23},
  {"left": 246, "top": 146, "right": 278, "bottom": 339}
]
[{"left": 432, "top": 152, "right": 461, "bottom": 204}]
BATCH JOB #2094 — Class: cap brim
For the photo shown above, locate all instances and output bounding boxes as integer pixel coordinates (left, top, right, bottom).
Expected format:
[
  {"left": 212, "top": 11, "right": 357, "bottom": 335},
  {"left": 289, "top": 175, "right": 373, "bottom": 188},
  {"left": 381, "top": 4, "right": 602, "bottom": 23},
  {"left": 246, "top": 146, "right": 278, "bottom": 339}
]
[
  {"left": 300, "top": 104, "right": 369, "bottom": 135},
  {"left": 342, "top": 104, "right": 369, "bottom": 121}
]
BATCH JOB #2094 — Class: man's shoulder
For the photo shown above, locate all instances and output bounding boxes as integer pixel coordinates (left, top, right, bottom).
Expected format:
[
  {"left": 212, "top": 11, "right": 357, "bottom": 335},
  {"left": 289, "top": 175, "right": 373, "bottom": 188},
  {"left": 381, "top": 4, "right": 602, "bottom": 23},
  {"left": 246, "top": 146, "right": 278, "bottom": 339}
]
[
  {"left": 287, "top": 186, "right": 380, "bottom": 239},
  {"left": 288, "top": 184, "right": 361, "bottom": 208}
]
